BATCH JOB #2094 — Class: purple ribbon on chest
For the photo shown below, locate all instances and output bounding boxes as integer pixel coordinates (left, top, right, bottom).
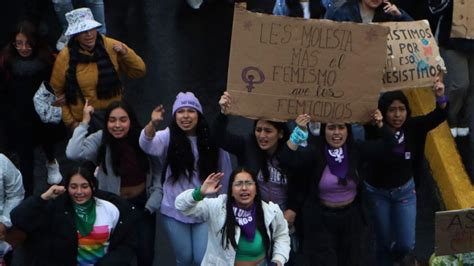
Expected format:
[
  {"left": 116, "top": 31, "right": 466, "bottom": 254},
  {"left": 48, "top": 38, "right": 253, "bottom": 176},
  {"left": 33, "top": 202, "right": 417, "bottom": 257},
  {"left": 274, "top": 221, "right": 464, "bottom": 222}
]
[{"left": 393, "top": 130, "right": 406, "bottom": 154}]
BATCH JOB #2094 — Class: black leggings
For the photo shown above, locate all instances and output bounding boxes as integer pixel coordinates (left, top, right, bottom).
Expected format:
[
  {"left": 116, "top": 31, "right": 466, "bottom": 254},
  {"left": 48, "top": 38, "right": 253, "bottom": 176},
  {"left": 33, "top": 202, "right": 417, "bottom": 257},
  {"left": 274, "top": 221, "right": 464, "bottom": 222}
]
[{"left": 127, "top": 191, "right": 156, "bottom": 266}]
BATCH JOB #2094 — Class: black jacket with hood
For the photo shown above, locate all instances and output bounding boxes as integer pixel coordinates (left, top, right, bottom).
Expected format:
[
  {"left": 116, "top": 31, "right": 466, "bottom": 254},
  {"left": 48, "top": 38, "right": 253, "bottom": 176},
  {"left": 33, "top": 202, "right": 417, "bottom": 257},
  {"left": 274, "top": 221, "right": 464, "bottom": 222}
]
[{"left": 11, "top": 190, "right": 139, "bottom": 266}]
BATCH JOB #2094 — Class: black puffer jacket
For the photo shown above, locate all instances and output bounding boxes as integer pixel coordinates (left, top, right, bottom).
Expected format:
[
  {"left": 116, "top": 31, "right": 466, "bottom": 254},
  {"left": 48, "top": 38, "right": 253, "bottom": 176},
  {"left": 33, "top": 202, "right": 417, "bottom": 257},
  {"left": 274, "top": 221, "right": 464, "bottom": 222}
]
[{"left": 11, "top": 190, "right": 139, "bottom": 266}]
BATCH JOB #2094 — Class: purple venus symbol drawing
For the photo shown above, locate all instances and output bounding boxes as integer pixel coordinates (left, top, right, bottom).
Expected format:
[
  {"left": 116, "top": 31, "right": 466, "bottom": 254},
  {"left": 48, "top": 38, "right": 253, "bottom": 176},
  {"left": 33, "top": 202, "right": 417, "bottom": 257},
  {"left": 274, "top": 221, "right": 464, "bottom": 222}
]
[{"left": 241, "top": 66, "right": 265, "bottom": 92}]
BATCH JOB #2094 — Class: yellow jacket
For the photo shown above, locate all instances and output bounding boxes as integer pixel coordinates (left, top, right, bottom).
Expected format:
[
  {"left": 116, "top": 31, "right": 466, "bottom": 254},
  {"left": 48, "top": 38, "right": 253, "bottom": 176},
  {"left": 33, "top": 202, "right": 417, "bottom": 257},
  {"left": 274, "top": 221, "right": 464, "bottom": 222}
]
[{"left": 50, "top": 36, "right": 146, "bottom": 127}]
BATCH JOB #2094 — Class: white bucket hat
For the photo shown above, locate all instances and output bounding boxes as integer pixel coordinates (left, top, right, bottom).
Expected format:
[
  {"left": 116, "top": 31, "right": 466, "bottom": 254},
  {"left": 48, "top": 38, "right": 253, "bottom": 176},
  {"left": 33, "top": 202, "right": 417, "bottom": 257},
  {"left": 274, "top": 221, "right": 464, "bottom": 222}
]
[{"left": 64, "top": 7, "right": 102, "bottom": 36}]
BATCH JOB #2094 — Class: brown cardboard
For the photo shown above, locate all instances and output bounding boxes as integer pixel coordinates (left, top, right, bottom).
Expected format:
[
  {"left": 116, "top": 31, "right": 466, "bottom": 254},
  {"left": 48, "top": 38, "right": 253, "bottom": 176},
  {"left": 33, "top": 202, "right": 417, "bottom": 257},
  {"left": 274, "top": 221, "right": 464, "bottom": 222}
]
[
  {"left": 381, "top": 20, "right": 444, "bottom": 92},
  {"left": 451, "top": 0, "right": 474, "bottom": 39},
  {"left": 227, "top": 7, "right": 389, "bottom": 123},
  {"left": 435, "top": 208, "right": 474, "bottom": 256}
]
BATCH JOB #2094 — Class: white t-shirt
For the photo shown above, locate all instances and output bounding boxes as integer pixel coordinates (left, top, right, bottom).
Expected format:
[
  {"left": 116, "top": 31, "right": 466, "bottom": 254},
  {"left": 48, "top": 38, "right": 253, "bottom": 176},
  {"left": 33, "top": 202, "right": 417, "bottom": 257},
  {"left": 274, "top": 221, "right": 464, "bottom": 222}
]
[{"left": 76, "top": 198, "right": 119, "bottom": 266}]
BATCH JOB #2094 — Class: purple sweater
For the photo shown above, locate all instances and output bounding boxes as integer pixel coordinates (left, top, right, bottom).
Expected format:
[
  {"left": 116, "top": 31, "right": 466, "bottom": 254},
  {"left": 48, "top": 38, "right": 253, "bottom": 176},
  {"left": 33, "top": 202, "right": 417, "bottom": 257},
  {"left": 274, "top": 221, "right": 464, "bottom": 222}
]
[
  {"left": 257, "top": 160, "right": 288, "bottom": 211},
  {"left": 139, "top": 128, "right": 232, "bottom": 223}
]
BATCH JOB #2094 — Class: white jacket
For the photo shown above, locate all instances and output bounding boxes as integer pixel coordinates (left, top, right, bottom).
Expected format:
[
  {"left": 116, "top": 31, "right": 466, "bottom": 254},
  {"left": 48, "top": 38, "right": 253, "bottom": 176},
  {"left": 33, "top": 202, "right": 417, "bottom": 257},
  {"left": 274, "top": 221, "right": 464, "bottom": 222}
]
[
  {"left": 0, "top": 154, "right": 24, "bottom": 227},
  {"left": 175, "top": 189, "right": 290, "bottom": 266}
]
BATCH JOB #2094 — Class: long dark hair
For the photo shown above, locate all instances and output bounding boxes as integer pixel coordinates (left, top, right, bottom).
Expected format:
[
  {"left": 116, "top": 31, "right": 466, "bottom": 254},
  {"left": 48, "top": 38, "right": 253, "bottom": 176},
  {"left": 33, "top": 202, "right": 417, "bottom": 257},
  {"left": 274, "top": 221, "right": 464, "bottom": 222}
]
[
  {"left": 65, "top": 161, "right": 98, "bottom": 196},
  {"left": 252, "top": 120, "right": 290, "bottom": 183},
  {"left": 220, "top": 167, "right": 270, "bottom": 253},
  {"left": 1, "top": 20, "right": 53, "bottom": 69},
  {"left": 166, "top": 111, "right": 219, "bottom": 183},
  {"left": 97, "top": 101, "right": 149, "bottom": 176}
]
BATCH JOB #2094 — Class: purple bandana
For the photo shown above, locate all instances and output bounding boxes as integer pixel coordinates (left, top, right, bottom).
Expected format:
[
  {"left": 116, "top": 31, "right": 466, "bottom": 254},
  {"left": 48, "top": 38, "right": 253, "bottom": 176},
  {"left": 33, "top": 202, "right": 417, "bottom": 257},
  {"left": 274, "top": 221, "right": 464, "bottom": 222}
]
[
  {"left": 393, "top": 130, "right": 405, "bottom": 154},
  {"left": 325, "top": 144, "right": 349, "bottom": 181},
  {"left": 233, "top": 203, "right": 257, "bottom": 241}
]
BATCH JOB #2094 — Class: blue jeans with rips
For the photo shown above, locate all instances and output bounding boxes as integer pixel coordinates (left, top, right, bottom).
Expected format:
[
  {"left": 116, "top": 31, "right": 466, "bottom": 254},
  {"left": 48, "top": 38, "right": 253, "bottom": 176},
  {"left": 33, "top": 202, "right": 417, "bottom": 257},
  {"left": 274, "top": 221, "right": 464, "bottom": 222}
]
[
  {"left": 161, "top": 215, "right": 208, "bottom": 266},
  {"left": 52, "top": 0, "right": 106, "bottom": 34},
  {"left": 364, "top": 178, "right": 416, "bottom": 266}
]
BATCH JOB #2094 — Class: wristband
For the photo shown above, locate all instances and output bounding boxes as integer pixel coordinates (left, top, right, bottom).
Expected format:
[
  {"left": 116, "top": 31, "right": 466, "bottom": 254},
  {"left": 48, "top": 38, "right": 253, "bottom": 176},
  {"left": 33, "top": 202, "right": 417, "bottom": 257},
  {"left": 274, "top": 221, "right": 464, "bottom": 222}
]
[
  {"left": 192, "top": 186, "right": 204, "bottom": 201},
  {"left": 290, "top": 126, "right": 308, "bottom": 145},
  {"left": 436, "top": 95, "right": 448, "bottom": 104}
]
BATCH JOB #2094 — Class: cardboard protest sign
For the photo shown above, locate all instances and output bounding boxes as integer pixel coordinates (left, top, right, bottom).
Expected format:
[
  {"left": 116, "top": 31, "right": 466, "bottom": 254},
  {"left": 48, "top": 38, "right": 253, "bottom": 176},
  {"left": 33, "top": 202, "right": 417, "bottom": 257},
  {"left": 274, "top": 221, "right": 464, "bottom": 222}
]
[
  {"left": 435, "top": 208, "right": 474, "bottom": 256},
  {"left": 451, "top": 0, "right": 474, "bottom": 39},
  {"left": 381, "top": 20, "right": 445, "bottom": 92},
  {"left": 227, "top": 7, "right": 389, "bottom": 123}
]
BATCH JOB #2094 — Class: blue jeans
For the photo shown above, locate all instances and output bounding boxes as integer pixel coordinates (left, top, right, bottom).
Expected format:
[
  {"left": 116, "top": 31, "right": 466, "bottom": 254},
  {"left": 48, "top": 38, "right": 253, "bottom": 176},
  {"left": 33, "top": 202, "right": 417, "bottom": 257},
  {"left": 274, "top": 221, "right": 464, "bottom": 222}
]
[
  {"left": 161, "top": 215, "right": 208, "bottom": 266},
  {"left": 52, "top": 0, "right": 107, "bottom": 34},
  {"left": 364, "top": 179, "right": 416, "bottom": 266}
]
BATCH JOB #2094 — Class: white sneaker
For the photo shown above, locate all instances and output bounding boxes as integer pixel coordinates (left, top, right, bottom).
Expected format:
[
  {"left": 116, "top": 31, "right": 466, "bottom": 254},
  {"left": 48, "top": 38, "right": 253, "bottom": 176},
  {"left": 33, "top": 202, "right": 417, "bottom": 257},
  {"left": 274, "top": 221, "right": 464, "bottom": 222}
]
[
  {"left": 450, "top": 128, "right": 458, "bottom": 138},
  {"left": 46, "top": 160, "right": 63, "bottom": 185},
  {"left": 56, "top": 34, "right": 70, "bottom": 51},
  {"left": 457, "top": 127, "right": 470, "bottom": 137}
]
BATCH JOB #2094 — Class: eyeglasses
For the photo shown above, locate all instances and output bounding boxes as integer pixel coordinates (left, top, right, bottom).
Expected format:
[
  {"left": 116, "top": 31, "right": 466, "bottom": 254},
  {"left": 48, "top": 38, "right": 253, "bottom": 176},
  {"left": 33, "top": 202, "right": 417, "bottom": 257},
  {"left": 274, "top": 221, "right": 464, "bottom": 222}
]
[
  {"left": 232, "top": 180, "right": 256, "bottom": 188},
  {"left": 12, "top": 41, "right": 32, "bottom": 50}
]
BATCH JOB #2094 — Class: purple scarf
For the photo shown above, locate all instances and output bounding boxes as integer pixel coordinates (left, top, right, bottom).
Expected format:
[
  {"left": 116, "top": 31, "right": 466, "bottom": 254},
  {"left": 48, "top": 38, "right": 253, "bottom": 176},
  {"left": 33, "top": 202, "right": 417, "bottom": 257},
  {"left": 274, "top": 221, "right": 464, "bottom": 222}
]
[
  {"left": 393, "top": 130, "right": 405, "bottom": 154},
  {"left": 325, "top": 144, "right": 349, "bottom": 182},
  {"left": 233, "top": 203, "right": 257, "bottom": 241}
]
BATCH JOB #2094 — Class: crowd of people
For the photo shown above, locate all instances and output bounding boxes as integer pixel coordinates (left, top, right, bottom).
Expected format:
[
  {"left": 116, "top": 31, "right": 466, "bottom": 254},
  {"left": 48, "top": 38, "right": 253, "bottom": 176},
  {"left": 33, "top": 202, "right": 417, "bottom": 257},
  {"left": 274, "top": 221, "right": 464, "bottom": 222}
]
[{"left": 0, "top": 0, "right": 470, "bottom": 265}]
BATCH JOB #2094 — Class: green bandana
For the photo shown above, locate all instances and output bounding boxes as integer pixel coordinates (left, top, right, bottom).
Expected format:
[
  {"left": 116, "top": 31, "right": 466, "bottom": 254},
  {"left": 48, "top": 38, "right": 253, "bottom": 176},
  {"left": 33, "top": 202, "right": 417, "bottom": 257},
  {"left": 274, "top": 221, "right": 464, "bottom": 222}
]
[{"left": 73, "top": 198, "right": 97, "bottom": 237}]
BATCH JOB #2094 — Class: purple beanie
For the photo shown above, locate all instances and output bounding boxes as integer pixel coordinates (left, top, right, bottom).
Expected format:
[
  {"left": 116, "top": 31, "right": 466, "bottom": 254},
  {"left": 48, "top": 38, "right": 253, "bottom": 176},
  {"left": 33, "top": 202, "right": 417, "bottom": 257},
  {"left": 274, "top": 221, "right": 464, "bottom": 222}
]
[{"left": 172, "top": 92, "right": 203, "bottom": 115}]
